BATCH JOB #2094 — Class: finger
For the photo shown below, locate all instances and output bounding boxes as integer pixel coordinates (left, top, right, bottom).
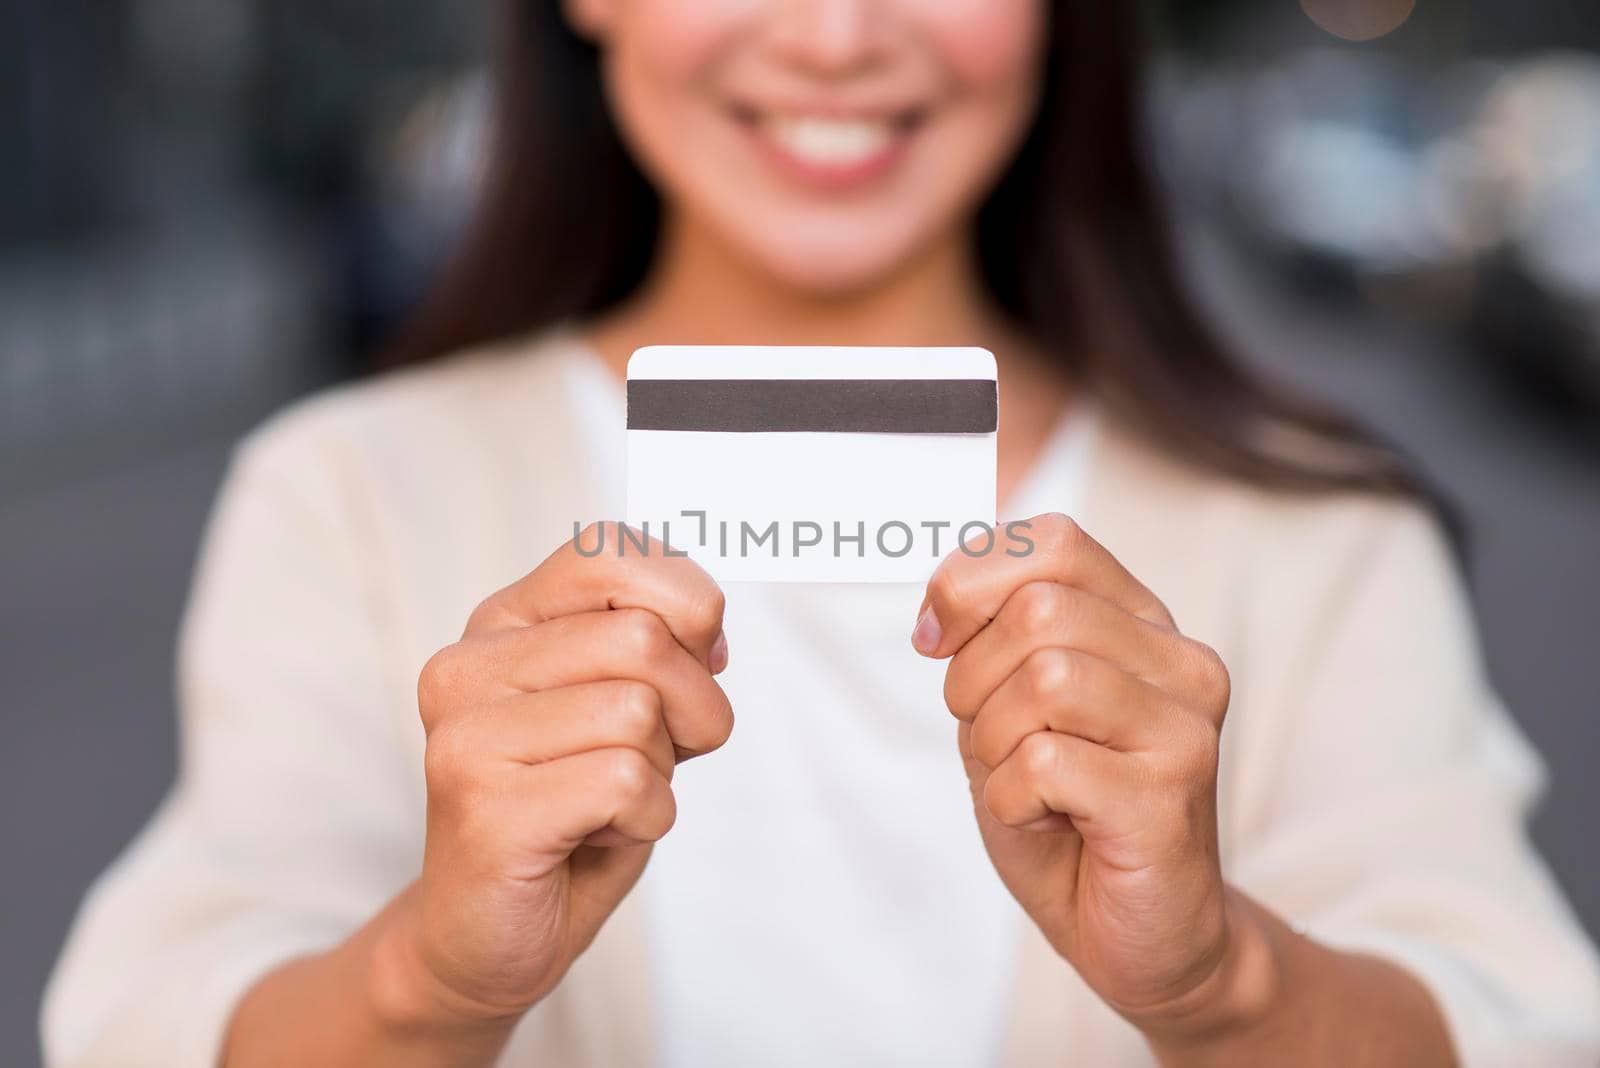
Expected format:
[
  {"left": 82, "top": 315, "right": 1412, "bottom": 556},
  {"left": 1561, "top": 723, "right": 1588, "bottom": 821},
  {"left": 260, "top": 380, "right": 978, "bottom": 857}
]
[
  {"left": 446, "top": 681, "right": 677, "bottom": 780},
  {"left": 466, "top": 521, "right": 728, "bottom": 670},
  {"left": 518, "top": 746, "right": 678, "bottom": 852},
  {"left": 960, "top": 718, "right": 1072, "bottom": 827},
  {"left": 982, "top": 731, "right": 1135, "bottom": 837},
  {"left": 444, "top": 608, "right": 734, "bottom": 756},
  {"left": 943, "top": 582, "right": 1193, "bottom": 719},
  {"left": 916, "top": 512, "right": 1174, "bottom": 659},
  {"left": 966, "top": 648, "right": 1177, "bottom": 769}
]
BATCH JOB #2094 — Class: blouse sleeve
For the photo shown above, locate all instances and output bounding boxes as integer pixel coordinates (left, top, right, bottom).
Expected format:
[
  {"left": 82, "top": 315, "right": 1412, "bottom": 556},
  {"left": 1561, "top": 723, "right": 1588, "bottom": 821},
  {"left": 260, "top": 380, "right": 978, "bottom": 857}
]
[
  {"left": 1227, "top": 504, "right": 1600, "bottom": 1067},
  {"left": 41, "top": 413, "right": 422, "bottom": 1067}
]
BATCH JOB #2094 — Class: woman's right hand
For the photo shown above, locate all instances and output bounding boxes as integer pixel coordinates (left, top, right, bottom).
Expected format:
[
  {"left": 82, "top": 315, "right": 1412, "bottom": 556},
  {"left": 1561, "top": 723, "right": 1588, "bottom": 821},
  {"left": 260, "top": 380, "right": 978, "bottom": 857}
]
[{"left": 383, "top": 523, "right": 732, "bottom": 1031}]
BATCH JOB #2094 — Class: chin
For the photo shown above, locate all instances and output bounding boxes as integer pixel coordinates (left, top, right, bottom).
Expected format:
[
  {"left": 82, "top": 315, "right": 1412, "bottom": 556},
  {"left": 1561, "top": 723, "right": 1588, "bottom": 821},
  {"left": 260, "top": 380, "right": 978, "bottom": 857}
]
[
  {"left": 732, "top": 225, "right": 929, "bottom": 300},
  {"left": 765, "top": 253, "right": 910, "bottom": 298}
]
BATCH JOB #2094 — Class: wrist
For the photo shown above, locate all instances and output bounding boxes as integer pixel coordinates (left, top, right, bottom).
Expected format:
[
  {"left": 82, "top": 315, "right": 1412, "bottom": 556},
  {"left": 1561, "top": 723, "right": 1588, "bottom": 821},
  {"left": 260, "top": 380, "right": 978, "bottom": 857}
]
[
  {"left": 1138, "top": 888, "right": 1285, "bottom": 1058},
  {"left": 365, "top": 885, "right": 523, "bottom": 1044}
]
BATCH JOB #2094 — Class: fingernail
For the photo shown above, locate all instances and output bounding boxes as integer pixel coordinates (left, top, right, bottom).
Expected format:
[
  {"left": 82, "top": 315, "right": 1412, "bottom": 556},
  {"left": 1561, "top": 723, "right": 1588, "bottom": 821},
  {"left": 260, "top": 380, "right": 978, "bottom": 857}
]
[
  {"left": 911, "top": 606, "right": 942, "bottom": 656},
  {"left": 709, "top": 631, "right": 730, "bottom": 674}
]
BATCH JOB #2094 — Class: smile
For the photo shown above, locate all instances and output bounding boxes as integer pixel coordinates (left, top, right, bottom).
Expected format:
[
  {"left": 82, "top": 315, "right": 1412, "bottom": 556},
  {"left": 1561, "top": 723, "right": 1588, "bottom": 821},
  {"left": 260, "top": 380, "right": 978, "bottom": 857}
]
[
  {"left": 733, "top": 106, "right": 923, "bottom": 188},
  {"left": 764, "top": 115, "right": 897, "bottom": 166}
]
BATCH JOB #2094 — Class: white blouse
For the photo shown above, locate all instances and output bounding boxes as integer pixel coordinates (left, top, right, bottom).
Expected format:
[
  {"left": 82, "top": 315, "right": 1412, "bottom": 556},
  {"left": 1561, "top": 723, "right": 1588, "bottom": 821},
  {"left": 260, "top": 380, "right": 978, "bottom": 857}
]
[{"left": 41, "top": 331, "right": 1600, "bottom": 1067}]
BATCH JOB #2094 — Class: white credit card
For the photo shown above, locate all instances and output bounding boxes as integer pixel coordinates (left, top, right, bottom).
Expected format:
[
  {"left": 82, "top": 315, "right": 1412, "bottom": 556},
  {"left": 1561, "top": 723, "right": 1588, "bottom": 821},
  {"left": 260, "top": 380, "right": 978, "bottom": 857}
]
[{"left": 625, "top": 345, "right": 998, "bottom": 583}]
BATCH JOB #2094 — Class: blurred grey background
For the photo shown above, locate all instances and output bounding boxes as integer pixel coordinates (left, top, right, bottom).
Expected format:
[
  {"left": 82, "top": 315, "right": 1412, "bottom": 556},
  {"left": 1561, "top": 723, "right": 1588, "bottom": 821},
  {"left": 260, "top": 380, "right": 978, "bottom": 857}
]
[{"left": 2, "top": 1, "right": 1597, "bottom": 1065}]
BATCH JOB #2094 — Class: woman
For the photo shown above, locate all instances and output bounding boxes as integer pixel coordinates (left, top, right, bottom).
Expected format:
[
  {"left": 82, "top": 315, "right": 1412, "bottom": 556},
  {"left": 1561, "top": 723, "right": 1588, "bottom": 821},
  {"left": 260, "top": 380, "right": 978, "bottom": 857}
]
[{"left": 43, "top": 2, "right": 1600, "bottom": 1066}]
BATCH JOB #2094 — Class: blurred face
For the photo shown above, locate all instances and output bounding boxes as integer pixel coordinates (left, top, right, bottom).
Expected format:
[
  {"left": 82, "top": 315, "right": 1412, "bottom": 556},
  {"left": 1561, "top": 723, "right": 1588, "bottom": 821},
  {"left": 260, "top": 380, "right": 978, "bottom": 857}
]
[{"left": 566, "top": 0, "right": 1049, "bottom": 295}]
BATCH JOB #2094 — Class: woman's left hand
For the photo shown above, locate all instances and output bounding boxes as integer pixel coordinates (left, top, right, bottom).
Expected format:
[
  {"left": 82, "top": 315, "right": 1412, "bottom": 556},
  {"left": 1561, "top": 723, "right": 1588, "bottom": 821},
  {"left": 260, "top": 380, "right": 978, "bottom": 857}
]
[{"left": 914, "top": 512, "right": 1243, "bottom": 1036}]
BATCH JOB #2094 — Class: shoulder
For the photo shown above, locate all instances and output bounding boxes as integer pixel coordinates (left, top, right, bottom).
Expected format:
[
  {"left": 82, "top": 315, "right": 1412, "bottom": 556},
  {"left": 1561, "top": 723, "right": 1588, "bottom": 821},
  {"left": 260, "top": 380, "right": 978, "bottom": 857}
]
[
  {"left": 1085, "top": 414, "right": 1461, "bottom": 650},
  {"left": 203, "top": 329, "right": 601, "bottom": 637},
  {"left": 236, "top": 328, "right": 585, "bottom": 471},
  {"left": 229, "top": 328, "right": 584, "bottom": 495},
  {"left": 1219, "top": 466, "right": 1455, "bottom": 602}
]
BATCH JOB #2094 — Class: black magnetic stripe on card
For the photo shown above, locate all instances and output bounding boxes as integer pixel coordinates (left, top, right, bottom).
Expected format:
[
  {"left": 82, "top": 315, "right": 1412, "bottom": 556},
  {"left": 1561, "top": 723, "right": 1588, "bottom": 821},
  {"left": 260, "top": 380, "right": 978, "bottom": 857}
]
[{"left": 627, "top": 378, "right": 998, "bottom": 434}]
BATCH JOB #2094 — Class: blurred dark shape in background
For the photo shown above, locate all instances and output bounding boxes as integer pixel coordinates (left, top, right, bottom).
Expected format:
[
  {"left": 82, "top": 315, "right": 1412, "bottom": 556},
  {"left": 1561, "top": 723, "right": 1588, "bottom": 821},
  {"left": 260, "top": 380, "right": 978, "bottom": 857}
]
[
  {"left": 2, "top": 2, "right": 1597, "bottom": 1065},
  {"left": 1160, "top": 43, "right": 1600, "bottom": 409}
]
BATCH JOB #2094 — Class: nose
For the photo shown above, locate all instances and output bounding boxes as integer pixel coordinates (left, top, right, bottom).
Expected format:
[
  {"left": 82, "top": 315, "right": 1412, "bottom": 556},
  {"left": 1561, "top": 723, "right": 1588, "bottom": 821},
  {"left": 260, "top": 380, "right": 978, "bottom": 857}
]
[{"left": 768, "top": 0, "right": 889, "bottom": 75}]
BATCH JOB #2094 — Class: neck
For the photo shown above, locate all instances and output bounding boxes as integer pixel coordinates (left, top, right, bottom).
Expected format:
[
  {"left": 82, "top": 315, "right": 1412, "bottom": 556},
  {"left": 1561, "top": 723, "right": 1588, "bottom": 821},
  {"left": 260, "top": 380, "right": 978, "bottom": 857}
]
[{"left": 584, "top": 211, "right": 1074, "bottom": 505}]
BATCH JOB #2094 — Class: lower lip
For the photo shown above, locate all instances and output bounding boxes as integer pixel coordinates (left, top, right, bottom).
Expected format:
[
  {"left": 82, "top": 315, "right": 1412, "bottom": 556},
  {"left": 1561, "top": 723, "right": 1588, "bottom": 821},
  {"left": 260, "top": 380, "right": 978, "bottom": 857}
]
[{"left": 739, "top": 119, "right": 915, "bottom": 192}]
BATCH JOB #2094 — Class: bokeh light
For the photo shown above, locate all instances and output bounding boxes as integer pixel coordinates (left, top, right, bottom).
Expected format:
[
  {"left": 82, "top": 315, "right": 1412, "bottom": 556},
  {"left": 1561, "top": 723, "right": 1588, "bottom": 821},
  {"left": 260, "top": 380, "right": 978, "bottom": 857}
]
[{"left": 1300, "top": 0, "right": 1417, "bottom": 42}]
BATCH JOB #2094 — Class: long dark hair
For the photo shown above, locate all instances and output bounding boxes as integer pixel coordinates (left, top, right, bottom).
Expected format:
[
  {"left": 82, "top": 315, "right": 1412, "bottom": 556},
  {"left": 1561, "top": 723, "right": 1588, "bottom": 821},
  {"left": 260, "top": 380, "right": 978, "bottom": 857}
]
[{"left": 391, "top": 2, "right": 1423, "bottom": 498}]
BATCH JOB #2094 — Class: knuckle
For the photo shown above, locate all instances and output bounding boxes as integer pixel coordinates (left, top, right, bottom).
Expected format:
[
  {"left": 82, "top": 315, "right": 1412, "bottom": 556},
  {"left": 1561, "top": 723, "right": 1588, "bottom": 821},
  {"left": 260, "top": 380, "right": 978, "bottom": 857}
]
[
  {"left": 1013, "top": 581, "right": 1066, "bottom": 635},
  {"left": 1037, "top": 512, "right": 1084, "bottom": 556},
  {"left": 633, "top": 789, "right": 679, "bottom": 843},
  {"left": 617, "top": 608, "right": 674, "bottom": 663},
  {"left": 943, "top": 668, "right": 977, "bottom": 721},
  {"left": 573, "top": 521, "right": 627, "bottom": 566},
  {"left": 686, "top": 585, "right": 727, "bottom": 639},
  {"left": 707, "top": 698, "right": 736, "bottom": 750},
  {"left": 464, "top": 592, "right": 509, "bottom": 634},
  {"left": 417, "top": 643, "right": 471, "bottom": 723},
  {"left": 1023, "top": 647, "right": 1075, "bottom": 699},
  {"left": 1017, "top": 731, "right": 1062, "bottom": 783},
  {"left": 968, "top": 717, "right": 1006, "bottom": 770},
  {"left": 690, "top": 692, "right": 737, "bottom": 754},
  {"left": 579, "top": 520, "right": 618, "bottom": 547},
  {"left": 1189, "top": 641, "right": 1232, "bottom": 711},
  {"left": 611, "top": 681, "right": 662, "bottom": 738},
  {"left": 657, "top": 792, "right": 680, "bottom": 838},
  {"left": 603, "top": 748, "right": 656, "bottom": 800}
]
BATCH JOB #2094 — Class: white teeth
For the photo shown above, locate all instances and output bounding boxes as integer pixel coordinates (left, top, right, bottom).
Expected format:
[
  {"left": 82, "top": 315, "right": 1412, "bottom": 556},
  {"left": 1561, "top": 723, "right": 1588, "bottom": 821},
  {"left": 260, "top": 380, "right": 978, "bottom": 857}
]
[{"left": 762, "top": 116, "right": 894, "bottom": 167}]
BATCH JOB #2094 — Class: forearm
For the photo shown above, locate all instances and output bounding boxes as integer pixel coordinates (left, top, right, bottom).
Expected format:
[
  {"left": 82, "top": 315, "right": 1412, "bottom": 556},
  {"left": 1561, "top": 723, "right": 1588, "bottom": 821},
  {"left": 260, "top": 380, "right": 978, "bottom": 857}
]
[
  {"left": 222, "top": 885, "right": 519, "bottom": 1068},
  {"left": 1145, "top": 889, "right": 1458, "bottom": 1068}
]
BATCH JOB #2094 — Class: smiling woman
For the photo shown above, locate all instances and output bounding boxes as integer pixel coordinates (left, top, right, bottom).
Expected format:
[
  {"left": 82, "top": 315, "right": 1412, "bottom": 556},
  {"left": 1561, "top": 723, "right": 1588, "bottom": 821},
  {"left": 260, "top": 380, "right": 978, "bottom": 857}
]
[
  {"left": 395, "top": 1, "right": 1419, "bottom": 498},
  {"left": 40, "top": 2, "right": 1600, "bottom": 1068}
]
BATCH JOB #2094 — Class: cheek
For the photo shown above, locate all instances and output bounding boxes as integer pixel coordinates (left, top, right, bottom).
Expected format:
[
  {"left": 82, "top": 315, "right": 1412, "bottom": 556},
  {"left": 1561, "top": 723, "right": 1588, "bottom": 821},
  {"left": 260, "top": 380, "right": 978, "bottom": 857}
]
[
  {"left": 897, "top": 0, "right": 1048, "bottom": 217},
  {"left": 910, "top": 0, "right": 1047, "bottom": 88},
  {"left": 598, "top": 2, "right": 748, "bottom": 191},
  {"left": 921, "top": 0, "right": 1043, "bottom": 146},
  {"left": 606, "top": 0, "right": 744, "bottom": 73}
]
